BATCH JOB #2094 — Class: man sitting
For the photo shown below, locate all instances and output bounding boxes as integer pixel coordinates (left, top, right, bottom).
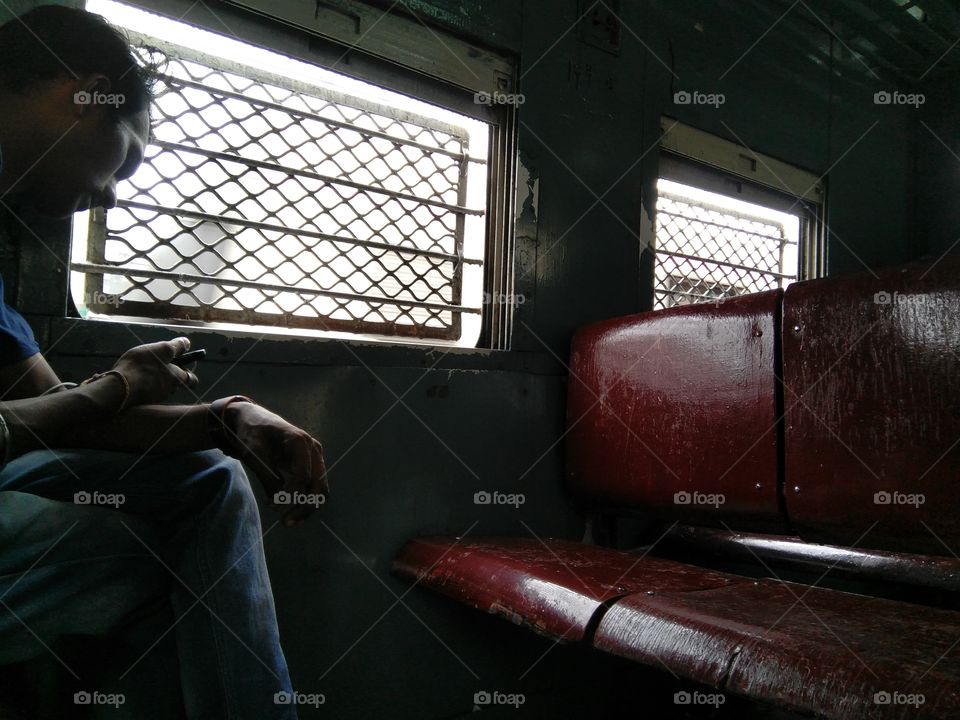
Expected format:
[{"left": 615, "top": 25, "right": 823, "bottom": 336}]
[{"left": 0, "top": 5, "right": 327, "bottom": 718}]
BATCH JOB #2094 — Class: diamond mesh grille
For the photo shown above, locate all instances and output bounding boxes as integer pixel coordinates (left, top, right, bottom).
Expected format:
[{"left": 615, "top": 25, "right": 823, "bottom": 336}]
[
  {"left": 74, "top": 37, "right": 485, "bottom": 341},
  {"left": 654, "top": 190, "right": 797, "bottom": 309}
]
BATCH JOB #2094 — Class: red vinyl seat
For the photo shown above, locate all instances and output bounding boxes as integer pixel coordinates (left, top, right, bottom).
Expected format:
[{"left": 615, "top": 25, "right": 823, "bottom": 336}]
[
  {"left": 393, "top": 257, "right": 960, "bottom": 720},
  {"left": 393, "top": 537, "right": 737, "bottom": 642},
  {"left": 394, "top": 536, "right": 960, "bottom": 718}
]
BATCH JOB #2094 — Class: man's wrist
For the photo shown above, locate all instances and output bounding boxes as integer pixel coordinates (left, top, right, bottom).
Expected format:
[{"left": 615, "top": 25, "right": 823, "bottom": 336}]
[
  {"left": 208, "top": 395, "right": 255, "bottom": 456},
  {"left": 78, "top": 371, "right": 129, "bottom": 416}
]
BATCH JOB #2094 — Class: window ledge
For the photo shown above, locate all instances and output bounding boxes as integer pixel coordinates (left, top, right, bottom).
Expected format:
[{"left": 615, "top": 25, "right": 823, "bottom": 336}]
[{"left": 42, "top": 315, "right": 565, "bottom": 375}]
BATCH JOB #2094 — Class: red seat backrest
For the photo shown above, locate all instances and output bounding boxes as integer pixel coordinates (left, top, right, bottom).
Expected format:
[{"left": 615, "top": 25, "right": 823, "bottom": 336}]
[
  {"left": 567, "top": 256, "right": 960, "bottom": 556},
  {"left": 566, "top": 289, "right": 786, "bottom": 532},
  {"left": 783, "top": 256, "right": 960, "bottom": 555}
]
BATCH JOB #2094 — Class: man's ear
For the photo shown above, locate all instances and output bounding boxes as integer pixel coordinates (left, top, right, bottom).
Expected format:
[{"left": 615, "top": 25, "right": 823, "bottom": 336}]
[{"left": 71, "top": 74, "right": 112, "bottom": 117}]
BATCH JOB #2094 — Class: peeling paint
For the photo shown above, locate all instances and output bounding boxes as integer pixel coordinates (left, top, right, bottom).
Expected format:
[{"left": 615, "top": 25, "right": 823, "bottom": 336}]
[{"left": 516, "top": 152, "right": 540, "bottom": 226}]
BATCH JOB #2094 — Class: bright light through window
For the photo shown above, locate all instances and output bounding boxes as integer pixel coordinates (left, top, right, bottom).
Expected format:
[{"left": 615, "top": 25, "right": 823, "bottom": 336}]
[
  {"left": 73, "top": 0, "right": 490, "bottom": 347},
  {"left": 654, "top": 178, "right": 801, "bottom": 309}
]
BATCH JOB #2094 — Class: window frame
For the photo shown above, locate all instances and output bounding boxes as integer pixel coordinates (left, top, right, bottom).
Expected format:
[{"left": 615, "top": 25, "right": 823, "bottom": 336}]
[
  {"left": 74, "top": 0, "right": 520, "bottom": 350},
  {"left": 652, "top": 118, "right": 826, "bottom": 308}
]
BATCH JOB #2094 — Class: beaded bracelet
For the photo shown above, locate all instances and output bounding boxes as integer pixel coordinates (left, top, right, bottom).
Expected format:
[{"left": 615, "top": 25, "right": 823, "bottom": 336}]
[{"left": 80, "top": 370, "right": 130, "bottom": 415}]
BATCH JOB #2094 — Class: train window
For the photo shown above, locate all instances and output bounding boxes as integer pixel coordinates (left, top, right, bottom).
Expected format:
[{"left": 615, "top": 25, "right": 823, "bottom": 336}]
[
  {"left": 70, "top": 0, "right": 513, "bottom": 348},
  {"left": 655, "top": 120, "right": 824, "bottom": 309},
  {"left": 654, "top": 179, "right": 801, "bottom": 308}
]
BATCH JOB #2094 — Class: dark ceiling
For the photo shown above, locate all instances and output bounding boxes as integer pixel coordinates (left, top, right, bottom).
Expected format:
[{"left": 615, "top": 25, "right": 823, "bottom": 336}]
[{"left": 728, "top": 0, "right": 960, "bottom": 84}]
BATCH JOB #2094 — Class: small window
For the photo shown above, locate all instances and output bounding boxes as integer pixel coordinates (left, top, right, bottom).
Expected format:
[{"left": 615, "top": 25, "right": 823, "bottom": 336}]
[
  {"left": 654, "top": 178, "right": 801, "bottom": 308},
  {"left": 655, "top": 120, "right": 824, "bottom": 309},
  {"left": 71, "top": 0, "right": 511, "bottom": 348}
]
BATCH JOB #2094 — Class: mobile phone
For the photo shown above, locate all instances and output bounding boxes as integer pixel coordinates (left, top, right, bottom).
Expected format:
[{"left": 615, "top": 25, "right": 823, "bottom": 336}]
[{"left": 171, "top": 348, "right": 206, "bottom": 366}]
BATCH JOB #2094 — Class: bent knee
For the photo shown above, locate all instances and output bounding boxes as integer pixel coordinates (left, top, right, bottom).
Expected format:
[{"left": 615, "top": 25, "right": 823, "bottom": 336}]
[{"left": 157, "top": 450, "right": 258, "bottom": 521}]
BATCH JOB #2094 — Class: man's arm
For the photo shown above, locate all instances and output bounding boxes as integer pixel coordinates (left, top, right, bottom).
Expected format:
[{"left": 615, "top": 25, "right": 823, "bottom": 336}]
[
  {"left": 0, "top": 352, "right": 64, "bottom": 400},
  {"left": 0, "top": 338, "right": 202, "bottom": 461},
  {"left": 2, "top": 354, "right": 235, "bottom": 454},
  {"left": 0, "top": 346, "right": 328, "bottom": 526},
  {"left": 1, "top": 374, "right": 128, "bottom": 457},
  {"left": 58, "top": 402, "right": 215, "bottom": 454}
]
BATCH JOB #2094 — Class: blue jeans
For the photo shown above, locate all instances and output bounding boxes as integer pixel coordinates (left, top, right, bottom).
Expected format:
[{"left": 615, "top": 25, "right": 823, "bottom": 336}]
[{"left": 0, "top": 448, "right": 296, "bottom": 720}]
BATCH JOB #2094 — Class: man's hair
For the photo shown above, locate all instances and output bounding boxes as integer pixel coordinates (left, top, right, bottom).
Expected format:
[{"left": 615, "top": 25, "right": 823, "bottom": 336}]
[{"left": 0, "top": 4, "right": 158, "bottom": 119}]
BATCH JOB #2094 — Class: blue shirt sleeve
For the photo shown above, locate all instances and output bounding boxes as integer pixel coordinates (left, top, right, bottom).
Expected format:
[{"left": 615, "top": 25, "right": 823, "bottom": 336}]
[{"left": 0, "top": 273, "right": 40, "bottom": 367}]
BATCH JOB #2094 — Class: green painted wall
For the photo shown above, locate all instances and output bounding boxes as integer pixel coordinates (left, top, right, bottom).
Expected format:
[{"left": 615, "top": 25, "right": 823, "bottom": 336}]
[
  {"left": 0, "top": 0, "right": 78, "bottom": 21},
  {"left": 0, "top": 0, "right": 928, "bottom": 717},
  {"left": 917, "top": 69, "right": 960, "bottom": 261}
]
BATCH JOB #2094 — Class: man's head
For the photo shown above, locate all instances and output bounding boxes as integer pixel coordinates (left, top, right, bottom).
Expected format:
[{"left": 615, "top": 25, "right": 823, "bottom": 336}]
[{"left": 0, "top": 4, "right": 156, "bottom": 217}]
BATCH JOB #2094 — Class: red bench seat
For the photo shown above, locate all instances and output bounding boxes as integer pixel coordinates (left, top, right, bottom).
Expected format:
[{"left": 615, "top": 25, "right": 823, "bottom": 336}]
[
  {"left": 394, "top": 257, "right": 960, "bottom": 719},
  {"left": 393, "top": 537, "right": 736, "bottom": 642},
  {"left": 395, "top": 536, "right": 960, "bottom": 718}
]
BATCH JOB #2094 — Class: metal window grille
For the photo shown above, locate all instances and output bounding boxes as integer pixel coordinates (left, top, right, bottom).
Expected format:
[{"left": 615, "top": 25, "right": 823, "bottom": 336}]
[
  {"left": 72, "top": 32, "right": 486, "bottom": 342},
  {"left": 654, "top": 188, "right": 797, "bottom": 309}
]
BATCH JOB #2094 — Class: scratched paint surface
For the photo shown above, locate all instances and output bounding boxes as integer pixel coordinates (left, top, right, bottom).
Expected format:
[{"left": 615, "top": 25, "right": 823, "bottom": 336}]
[
  {"left": 783, "top": 256, "right": 960, "bottom": 555},
  {"left": 565, "top": 290, "right": 785, "bottom": 530},
  {"left": 397, "top": 535, "right": 960, "bottom": 718},
  {"left": 392, "top": 537, "right": 736, "bottom": 640},
  {"left": 595, "top": 578, "right": 960, "bottom": 719}
]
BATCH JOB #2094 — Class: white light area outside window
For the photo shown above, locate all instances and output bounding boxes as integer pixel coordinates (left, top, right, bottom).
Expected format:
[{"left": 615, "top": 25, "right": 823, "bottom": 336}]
[
  {"left": 77, "top": 0, "right": 489, "bottom": 347},
  {"left": 657, "top": 177, "right": 800, "bottom": 283}
]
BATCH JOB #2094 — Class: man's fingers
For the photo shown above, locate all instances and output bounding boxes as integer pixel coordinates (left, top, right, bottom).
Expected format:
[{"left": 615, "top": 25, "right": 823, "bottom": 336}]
[
  {"left": 139, "top": 336, "right": 190, "bottom": 363},
  {"left": 179, "top": 369, "right": 199, "bottom": 387},
  {"left": 276, "top": 434, "right": 327, "bottom": 527},
  {"left": 170, "top": 336, "right": 191, "bottom": 358},
  {"left": 164, "top": 364, "right": 197, "bottom": 390},
  {"left": 279, "top": 434, "right": 313, "bottom": 494},
  {"left": 310, "top": 439, "right": 329, "bottom": 496}
]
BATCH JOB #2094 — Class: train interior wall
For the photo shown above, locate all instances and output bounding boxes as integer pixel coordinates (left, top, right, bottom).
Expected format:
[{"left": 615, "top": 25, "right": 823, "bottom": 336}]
[{"left": 0, "top": 0, "right": 953, "bottom": 717}]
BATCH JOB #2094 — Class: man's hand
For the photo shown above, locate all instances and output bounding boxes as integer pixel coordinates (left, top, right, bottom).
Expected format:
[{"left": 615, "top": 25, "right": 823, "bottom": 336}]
[
  {"left": 113, "top": 337, "right": 200, "bottom": 405},
  {"left": 223, "top": 401, "right": 328, "bottom": 527}
]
